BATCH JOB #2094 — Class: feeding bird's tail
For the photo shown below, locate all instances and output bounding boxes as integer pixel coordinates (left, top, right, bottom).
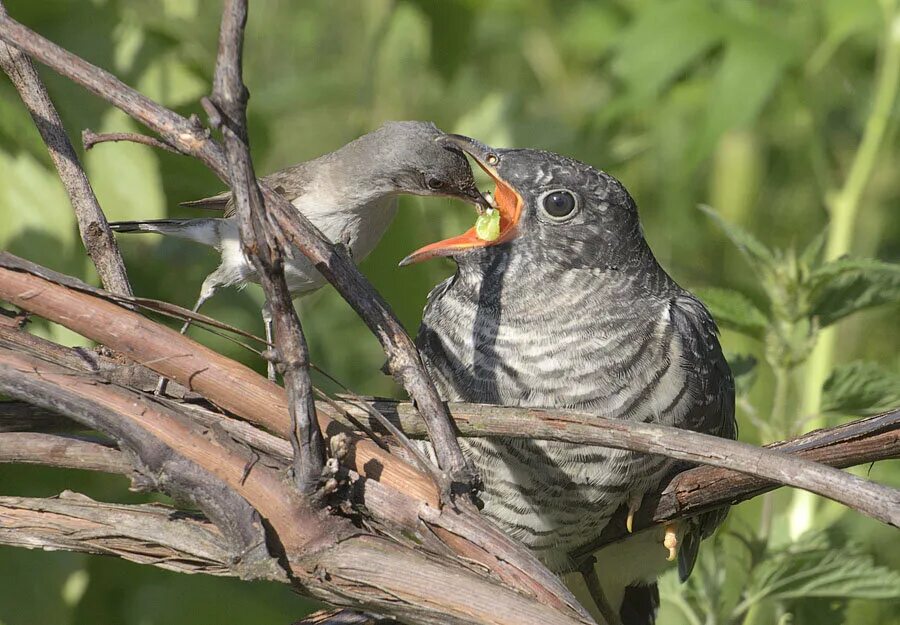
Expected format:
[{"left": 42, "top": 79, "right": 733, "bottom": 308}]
[{"left": 109, "top": 218, "right": 224, "bottom": 248}]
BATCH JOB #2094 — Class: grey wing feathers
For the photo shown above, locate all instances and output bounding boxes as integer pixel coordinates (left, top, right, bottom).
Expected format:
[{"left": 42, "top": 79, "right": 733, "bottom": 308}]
[
  {"left": 178, "top": 164, "right": 307, "bottom": 219},
  {"left": 669, "top": 293, "right": 737, "bottom": 581},
  {"left": 669, "top": 294, "right": 737, "bottom": 440},
  {"left": 180, "top": 190, "right": 232, "bottom": 210}
]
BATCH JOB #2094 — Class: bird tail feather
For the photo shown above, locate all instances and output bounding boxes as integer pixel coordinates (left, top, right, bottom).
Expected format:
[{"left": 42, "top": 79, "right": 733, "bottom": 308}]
[{"left": 109, "top": 218, "right": 222, "bottom": 248}]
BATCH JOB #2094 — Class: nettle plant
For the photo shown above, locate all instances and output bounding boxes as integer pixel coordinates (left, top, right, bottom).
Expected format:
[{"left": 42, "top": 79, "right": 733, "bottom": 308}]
[{"left": 659, "top": 208, "right": 900, "bottom": 625}]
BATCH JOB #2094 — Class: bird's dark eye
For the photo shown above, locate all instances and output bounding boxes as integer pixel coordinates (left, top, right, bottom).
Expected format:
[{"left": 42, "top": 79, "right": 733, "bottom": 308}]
[
  {"left": 426, "top": 177, "right": 445, "bottom": 190},
  {"left": 542, "top": 190, "right": 577, "bottom": 219}
]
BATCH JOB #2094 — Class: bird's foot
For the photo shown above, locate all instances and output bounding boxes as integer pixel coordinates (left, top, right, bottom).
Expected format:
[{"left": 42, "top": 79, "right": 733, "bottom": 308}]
[
  {"left": 336, "top": 230, "right": 354, "bottom": 261},
  {"left": 663, "top": 523, "right": 679, "bottom": 561},
  {"left": 260, "top": 347, "right": 280, "bottom": 382},
  {"left": 625, "top": 493, "right": 643, "bottom": 533}
]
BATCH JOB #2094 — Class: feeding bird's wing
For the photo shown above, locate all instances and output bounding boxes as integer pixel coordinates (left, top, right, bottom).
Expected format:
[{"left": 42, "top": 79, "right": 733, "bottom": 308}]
[
  {"left": 179, "top": 162, "right": 310, "bottom": 218},
  {"left": 180, "top": 190, "right": 233, "bottom": 212}
]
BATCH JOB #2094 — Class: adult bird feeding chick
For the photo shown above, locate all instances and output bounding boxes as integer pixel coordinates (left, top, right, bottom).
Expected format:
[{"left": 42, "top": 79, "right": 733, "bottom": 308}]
[
  {"left": 110, "top": 121, "right": 487, "bottom": 386},
  {"left": 402, "top": 134, "right": 736, "bottom": 625}
]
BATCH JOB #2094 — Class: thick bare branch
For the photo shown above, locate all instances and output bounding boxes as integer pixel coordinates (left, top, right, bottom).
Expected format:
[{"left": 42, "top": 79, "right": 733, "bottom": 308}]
[
  {"left": 0, "top": 347, "right": 309, "bottom": 580},
  {"left": 0, "top": 318, "right": 592, "bottom": 622},
  {"left": 0, "top": 492, "right": 242, "bottom": 577},
  {"left": 343, "top": 399, "right": 900, "bottom": 528},
  {"left": 0, "top": 253, "right": 440, "bottom": 506},
  {"left": 0, "top": 8, "right": 131, "bottom": 296},
  {"left": 0, "top": 431, "right": 130, "bottom": 474}
]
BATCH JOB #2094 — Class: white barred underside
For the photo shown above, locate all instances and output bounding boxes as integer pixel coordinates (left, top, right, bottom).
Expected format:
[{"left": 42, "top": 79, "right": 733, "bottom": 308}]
[{"left": 418, "top": 263, "right": 695, "bottom": 572}]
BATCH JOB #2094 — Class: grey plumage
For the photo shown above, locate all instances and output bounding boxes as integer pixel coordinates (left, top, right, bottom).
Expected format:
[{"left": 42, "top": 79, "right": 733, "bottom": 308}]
[
  {"left": 112, "top": 121, "right": 483, "bottom": 301},
  {"left": 109, "top": 121, "right": 484, "bottom": 378},
  {"left": 410, "top": 137, "right": 735, "bottom": 624}
]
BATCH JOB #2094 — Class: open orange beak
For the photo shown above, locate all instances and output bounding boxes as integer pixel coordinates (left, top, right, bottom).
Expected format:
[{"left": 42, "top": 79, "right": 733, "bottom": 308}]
[{"left": 399, "top": 135, "right": 523, "bottom": 266}]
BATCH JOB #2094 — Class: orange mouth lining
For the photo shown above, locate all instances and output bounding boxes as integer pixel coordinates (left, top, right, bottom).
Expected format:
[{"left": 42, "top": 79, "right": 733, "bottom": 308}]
[{"left": 399, "top": 159, "right": 523, "bottom": 266}]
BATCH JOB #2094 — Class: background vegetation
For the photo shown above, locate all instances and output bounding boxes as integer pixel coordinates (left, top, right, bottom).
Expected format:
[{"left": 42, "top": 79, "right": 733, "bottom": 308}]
[{"left": 1, "top": 1, "right": 898, "bottom": 623}]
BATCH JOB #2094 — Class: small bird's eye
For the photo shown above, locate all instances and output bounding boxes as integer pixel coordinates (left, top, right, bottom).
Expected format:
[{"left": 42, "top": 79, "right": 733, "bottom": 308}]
[
  {"left": 426, "top": 177, "right": 445, "bottom": 190},
  {"left": 542, "top": 190, "right": 577, "bottom": 218}
]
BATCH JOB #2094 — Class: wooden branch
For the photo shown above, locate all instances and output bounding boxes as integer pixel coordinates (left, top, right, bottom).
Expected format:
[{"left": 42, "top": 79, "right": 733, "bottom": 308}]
[
  {"left": 7, "top": 394, "right": 897, "bottom": 536},
  {"left": 0, "top": 347, "right": 309, "bottom": 585},
  {"left": 2, "top": 288, "right": 896, "bottom": 532},
  {"left": 0, "top": 330, "right": 593, "bottom": 623},
  {"left": 0, "top": 431, "right": 130, "bottom": 474},
  {"left": 0, "top": 492, "right": 243, "bottom": 577},
  {"left": 0, "top": 6, "right": 131, "bottom": 296},
  {"left": 0, "top": 8, "right": 473, "bottom": 493},
  {"left": 336, "top": 399, "right": 900, "bottom": 527},
  {"left": 0, "top": 345, "right": 329, "bottom": 554},
  {"left": 0, "top": 253, "right": 440, "bottom": 506},
  {"left": 82, "top": 129, "right": 182, "bottom": 155},
  {"left": 209, "top": 0, "right": 325, "bottom": 497}
]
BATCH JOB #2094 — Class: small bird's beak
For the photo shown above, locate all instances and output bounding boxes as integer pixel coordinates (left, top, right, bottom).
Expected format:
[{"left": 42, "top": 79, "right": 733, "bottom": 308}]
[
  {"left": 460, "top": 180, "right": 491, "bottom": 211},
  {"left": 400, "top": 134, "right": 524, "bottom": 266}
]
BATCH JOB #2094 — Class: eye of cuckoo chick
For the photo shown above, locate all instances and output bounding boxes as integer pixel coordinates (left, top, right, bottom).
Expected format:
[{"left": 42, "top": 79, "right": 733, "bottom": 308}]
[{"left": 541, "top": 190, "right": 578, "bottom": 219}]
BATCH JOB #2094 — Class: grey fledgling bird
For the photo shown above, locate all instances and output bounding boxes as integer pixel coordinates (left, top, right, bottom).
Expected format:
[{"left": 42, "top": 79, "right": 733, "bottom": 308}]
[
  {"left": 110, "top": 121, "right": 485, "bottom": 382},
  {"left": 403, "top": 135, "right": 736, "bottom": 625}
]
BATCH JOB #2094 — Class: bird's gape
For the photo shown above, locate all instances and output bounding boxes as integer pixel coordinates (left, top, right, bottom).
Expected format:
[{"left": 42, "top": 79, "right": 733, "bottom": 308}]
[{"left": 399, "top": 147, "right": 523, "bottom": 266}]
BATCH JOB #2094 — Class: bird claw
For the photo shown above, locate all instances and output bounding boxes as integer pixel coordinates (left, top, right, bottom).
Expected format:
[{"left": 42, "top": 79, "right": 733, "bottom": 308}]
[
  {"left": 260, "top": 348, "right": 280, "bottom": 381},
  {"left": 625, "top": 493, "right": 643, "bottom": 533},
  {"left": 664, "top": 523, "right": 678, "bottom": 561}
]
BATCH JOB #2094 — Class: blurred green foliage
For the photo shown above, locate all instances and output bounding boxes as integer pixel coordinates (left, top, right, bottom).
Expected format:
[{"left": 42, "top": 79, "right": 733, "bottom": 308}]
[{"left": 1, "top": 1, "right": 899, "bottom": 624}]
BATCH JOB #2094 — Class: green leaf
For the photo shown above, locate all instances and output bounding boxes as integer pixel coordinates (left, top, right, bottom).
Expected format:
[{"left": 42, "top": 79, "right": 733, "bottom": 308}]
[
  {"left": 612, "top": 0, "right": 724, "bottom": 102},
  {"left": 699, "top": 204, "right": 777, "bottom": 274},
  {"left": 822, "top": 361, "right": 900, "bottom": 416},
  {"left": 404, "top": 0, "right": 477, "bottom": 80},
  {"left": 799, "top": 227, "right": 829, "bottom": 269},
  {"left": 135, "top": 51, "right": 208, "bottom": 108},
  {"left": 807, "top": 257, "right": 900, "bottom": 327},
  {"left": 696, "top": 287, "right": 769, "bottom": 338},
  {"left": 726, "top": 352, "right": 759, "bottom": 397},
  {"left": 736, "top": 533, "right": 900, "bottom": 619},
  {"left": 561, "top": 3, "right": 623, "bottom": 63},
  {"left": 688, "top": 25, "right": 794, "bottom": 168}
]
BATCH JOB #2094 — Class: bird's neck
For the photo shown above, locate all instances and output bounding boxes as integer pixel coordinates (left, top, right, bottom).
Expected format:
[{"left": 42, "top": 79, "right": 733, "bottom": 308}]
[
  {"left": 315, "top": 144, "right": 405, "bottom": 206},
  {"left": 452, "top": 237, "right": 679, "bottom": 304},
  {"left": 309, "top": 164, "right": 394, "bottom": 210}
]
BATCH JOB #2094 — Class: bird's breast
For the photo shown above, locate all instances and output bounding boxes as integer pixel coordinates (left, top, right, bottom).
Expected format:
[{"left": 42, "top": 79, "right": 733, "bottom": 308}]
[
  {"left": 276, "top": 194, "right": 398, "bottom": 295},
  {"left": 417, "top": 267, "right": 694, "bottom": 568}
]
